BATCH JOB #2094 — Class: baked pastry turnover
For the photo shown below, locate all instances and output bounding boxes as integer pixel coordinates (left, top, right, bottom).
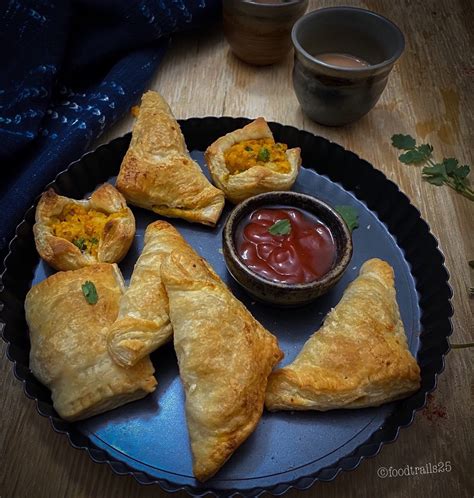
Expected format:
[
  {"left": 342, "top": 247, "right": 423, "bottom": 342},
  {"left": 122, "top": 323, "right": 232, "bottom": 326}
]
[
  {"left": 33, "top": 184, "right": 135, "bottom": 271},
  {"left": 25, "top": 264, "right": 157, "bottom": 421},
  {"left": 161, "top": 248, "right": 283, "bottom": 481},
  {"left": 265, "top": 259, "right": 420, "bottom": 411},
  {"left": 205, "top": 117, "right": 301, "bottom": 203},
  {"left": 108, "top": 220, "right": 194, "bottom": 368},
  {"left": 116, "top": 91, "right": 225, "bottom": 226}
]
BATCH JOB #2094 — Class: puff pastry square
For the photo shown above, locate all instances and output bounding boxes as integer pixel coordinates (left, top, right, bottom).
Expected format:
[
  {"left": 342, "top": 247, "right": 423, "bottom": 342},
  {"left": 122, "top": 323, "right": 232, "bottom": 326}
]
[
  {"left": 116, "top": 91, "right": 225, "bottom": 226},
  {"left": 33, "top": 183, "right": 135, "bottom": 271},
  {"left": 25, "top": 264, "right": 157, "bottom": 421},
  {"left": 205, "top": 117, "right": 301, "bottom": 204},
  {"left": 265, "top": 259, "right": 420, "bottom": 411},
  {"left": 107, "top": 220, "right": 194, "bottom": 367},
  {"left": 161, "top": 248, "right": 283, "bottom": 481}
]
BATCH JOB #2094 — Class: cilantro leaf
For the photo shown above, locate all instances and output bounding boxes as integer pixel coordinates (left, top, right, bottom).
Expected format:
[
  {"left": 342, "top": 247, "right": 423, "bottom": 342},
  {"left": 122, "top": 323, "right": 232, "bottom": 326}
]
[
  {"left": 245, "top": 146, "right": 253, "bottom": 152},
  {"left": 399, "top": 146, "right": 432, "bottom": 164},
  {"left": 268, "top": 219, "right": 291, "bottom": 236},
  {"left": 442, "top": 158, "right": 458, "bottom": 174},
  {"left": 257, "top": 147, "right": 270, "bottom": 162},
  {"left": 392, "top": 132, "right": 473, "bottom": 201},
  {"left": 81, "top": 281, "right": 98, "bottom": 305},
  {"left": 391, "top": 134, "right": 416, "bottom": 150},
  {"left": 335, "top": 205, "right": 359, "bottom": 233},
  {"left": 73, "top": 237, "right": 86, "bottom": 251},
  {"left": 90, "top": 237, "right": 99, "bottom": 245},
  {"left": 425, "top": 176, "right": 445, "bottom": 186},
  {"left": 452, "top": 164, "right": 470, "bottom": 179},
  {"left": 422, "top": 163, "right": 447, "bottom": 177},
  {"left": 416, "top": 143, "right": 434, "bottom": 159}
]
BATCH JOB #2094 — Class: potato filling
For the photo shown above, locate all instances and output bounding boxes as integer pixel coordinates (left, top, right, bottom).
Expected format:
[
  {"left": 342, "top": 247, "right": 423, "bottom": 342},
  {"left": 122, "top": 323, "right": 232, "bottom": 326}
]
[
  {"left": 224, "top": 138, "right": 291, "bottom": 175},
  {"left": 51, "top": 204, "right": 123, "bottom": 256}
]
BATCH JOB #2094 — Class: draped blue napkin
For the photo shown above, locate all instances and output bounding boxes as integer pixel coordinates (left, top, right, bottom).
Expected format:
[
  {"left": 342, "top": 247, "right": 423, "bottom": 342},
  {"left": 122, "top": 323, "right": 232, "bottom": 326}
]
[{"left": 0, "top": 0, "right": 220, "bottom": 264}]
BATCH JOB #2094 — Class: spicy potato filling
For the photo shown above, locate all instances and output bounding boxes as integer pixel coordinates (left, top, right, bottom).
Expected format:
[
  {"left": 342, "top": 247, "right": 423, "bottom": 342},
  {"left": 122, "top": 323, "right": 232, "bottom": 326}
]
[
  {"left": 51, "top": 204, "right": 124, "bottom": 256},
  {"left": 223, "top": 138, "right": 291, "bottom": 175}
]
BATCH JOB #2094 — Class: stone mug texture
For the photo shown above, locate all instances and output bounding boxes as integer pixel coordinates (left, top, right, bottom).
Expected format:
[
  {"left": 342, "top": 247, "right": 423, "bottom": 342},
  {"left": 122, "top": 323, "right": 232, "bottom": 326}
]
[
  {"left": 223, "top": 0, "right": 309, "bottom": 65},
  {"left": 292, "top": 7, "right": 405, "bottom": 126}
]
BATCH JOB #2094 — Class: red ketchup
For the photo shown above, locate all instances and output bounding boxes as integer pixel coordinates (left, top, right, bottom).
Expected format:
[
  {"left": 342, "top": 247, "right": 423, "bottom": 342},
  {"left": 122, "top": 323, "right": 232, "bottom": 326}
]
[{"left": 235, "top": 207, "right": 336, "bottom": 284}]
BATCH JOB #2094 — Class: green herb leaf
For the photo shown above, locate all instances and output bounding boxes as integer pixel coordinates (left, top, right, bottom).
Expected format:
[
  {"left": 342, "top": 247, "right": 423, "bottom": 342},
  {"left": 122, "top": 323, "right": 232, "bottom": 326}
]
[
  {"left": 90, "top": 237, "right": 99, "bottom": 245},
  {"left": 391, "top": 132, "right": 473, "bottom": 201},
  {"left": 425, "top": 176, "right": 445, "bottom": 186},
  {"left": 73, "top": 237, "right": 86, "bottom": 251},
  {"left": 422, "top": 162, "right": 447, "bottom": 177},
  {"left": 245, "top": 146, "right": 253, "bottom": 152},
  {"left": 399, "top": 146, "right": 432, "bottom": 164},
  {"left": 335, "top": 205, "right": 359, "bottom": 233},
  {"left": 442, "top": 158, "right": 458, "bottom": 174},
  {"left": 452, "top": 164, "right": 470, "bottom": 179},
  {"left": 81, "top": 281, "right": 98, "bottom": 305},
  {"left": 268, "top": 219, "right": 291, "bottom": 236},
  {"left": 257, "top": 147, "right": 270, "bottom": 162},
  {"left": 417, "top": 143, "right": 434, "bottom": 159},
  {"left": 391, "top": 134, "right": 416, "bottom": 150}
]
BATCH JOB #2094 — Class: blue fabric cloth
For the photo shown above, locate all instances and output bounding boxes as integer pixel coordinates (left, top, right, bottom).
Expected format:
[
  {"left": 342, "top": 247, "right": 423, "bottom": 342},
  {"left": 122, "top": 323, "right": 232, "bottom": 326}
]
[{"left": 0, "top": 0, "right": 220, "bottom": 263}]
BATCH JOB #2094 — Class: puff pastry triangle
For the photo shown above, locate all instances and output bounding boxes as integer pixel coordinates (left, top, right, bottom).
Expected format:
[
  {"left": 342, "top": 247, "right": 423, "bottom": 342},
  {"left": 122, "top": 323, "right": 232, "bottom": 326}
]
[
  {"left": 161, "top": 249, "right": 283, "bottom": 481},
  {"left": 265, "top": 259, "right": 420, "bottom": 411},
  {"left": 116, "top": 91, "right": 225, "bottom": 226},
  {"left": 107, "top": 220, "right": 194, "bottom": 367}
]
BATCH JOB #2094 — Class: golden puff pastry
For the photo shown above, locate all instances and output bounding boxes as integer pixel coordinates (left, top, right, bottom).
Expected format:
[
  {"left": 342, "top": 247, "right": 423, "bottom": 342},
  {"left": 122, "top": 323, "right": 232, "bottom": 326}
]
[
  {"left": 204, "top": 117, "right": 301, "bottom": 204},
  {"left": 25, "top": 264, "right": 157, "bottom": 421},
  {"left": 161, "top": 248, "right": 283, "bottom": 482},
  {"left": 107, "top": 220, "right": 194, "bottom": 368},
  {"left": 116, "top": 91, "right": 225, "bottom": 226},
  {"left": 265, "top": 259, "right": 420, "bottom": 411},
  {"left": 33, "top": 183, "right": 135, "bottom": 271}
]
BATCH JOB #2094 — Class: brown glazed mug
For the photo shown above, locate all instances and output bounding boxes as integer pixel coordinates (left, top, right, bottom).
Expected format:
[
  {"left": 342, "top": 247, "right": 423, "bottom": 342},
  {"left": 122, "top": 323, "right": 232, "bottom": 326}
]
[
  {"left": 292, "top": 7, "right": 405, "bottom": 126},
  {"left": 223, "top": 0, "right": 309, "bottom": 65}
]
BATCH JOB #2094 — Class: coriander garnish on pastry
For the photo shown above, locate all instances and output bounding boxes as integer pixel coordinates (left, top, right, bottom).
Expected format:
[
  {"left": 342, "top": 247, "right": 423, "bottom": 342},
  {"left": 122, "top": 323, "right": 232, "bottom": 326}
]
[
  {"left": 265, "top": 258, "right": 420, "bottom": 411},
  {"left": 161, "top": 247, "right": 283, "bottom": 482},
  {"left": 204, "top": 117, "right": 301, "bottom": 203},
  {"left": 33, "top": 183, "right": 135, "bottom": 271},
  {"left": 116, "top": 91, "right": 225, "bottom": 226},
  {"left": 107, "top": 220, "right": 195, "bottom": 368},
  {"left": 25, "top": 264, "right": 157, "bottom": 422}
]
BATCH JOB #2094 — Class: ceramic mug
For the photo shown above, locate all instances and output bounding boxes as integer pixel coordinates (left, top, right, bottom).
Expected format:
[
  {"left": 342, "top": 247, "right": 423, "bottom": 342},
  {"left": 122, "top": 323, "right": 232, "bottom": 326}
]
[
  {"left": 223, "top": 0, "right": 309, "bottom": 65},
  {"left": 292, "top": 7, "right": 405, "bottom": 126}
]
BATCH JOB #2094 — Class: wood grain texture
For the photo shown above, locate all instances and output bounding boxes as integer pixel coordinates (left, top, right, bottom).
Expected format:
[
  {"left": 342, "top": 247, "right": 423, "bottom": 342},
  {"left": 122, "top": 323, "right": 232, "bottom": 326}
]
[{"left": 1, "top": 1, "right": 472, "bottom": 497}]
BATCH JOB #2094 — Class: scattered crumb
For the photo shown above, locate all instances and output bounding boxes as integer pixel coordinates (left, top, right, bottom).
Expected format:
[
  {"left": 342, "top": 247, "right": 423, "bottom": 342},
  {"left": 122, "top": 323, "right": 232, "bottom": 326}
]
[
  {"left": 251, "top": 301, "right": 256, "bottom": 305},
  {"left": 352, "top": 266, "right": 357, "bottom": 270},
  {"left": 218, "top": 248, "right": 223, "bottom": 254},
  {"left": 422, "top": 393, "right": 447, "bottom": 423},
  {"left": 366, "top": 224, "right": 371, "bottom": 229}
]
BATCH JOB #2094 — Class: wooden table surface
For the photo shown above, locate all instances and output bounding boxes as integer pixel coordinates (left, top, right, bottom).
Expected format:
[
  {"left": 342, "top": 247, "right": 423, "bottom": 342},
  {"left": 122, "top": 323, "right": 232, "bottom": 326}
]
[{"left": 1, "top": 1, "right": 473, "bottom": 497}]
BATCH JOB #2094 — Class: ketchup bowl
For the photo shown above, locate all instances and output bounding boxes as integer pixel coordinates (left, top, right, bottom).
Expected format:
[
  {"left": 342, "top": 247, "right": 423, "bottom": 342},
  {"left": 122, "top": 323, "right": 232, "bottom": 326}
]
[{"left": 222, "top": 191, "right": 353, "bottom": 306}]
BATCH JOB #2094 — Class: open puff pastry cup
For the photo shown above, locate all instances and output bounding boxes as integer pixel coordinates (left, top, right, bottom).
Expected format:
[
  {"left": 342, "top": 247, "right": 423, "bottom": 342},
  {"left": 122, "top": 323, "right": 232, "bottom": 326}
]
[
  {"left": 204, "top": 117, "right": 301, "bottom": 204},
  {"left": 33, "top": 183, "right": 135, "bottom": 271}
]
